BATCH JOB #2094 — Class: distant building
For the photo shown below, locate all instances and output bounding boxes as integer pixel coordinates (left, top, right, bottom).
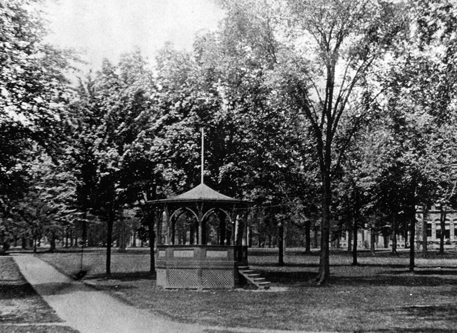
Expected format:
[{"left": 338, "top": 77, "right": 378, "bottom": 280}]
[
  {"left": 416, "top": 205, "right": 457, "bottom": 247},
  {"left": 338, "top": 205, "right": 457, "bottom": 250}
]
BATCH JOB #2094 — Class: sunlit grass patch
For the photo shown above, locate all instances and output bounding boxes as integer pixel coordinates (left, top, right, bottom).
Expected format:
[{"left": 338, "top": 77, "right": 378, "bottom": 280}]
[{"left": 38, "top": 248, "right": 457, "bottom": 332}]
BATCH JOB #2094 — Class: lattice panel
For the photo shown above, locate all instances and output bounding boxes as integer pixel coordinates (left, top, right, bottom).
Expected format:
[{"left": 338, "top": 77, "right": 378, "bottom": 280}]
[
  {"left": 168, "top": 269, "right": 199, "bottom": 288},
  {"left": 202, "top": 269, "right": 233, "bottom": 288}
]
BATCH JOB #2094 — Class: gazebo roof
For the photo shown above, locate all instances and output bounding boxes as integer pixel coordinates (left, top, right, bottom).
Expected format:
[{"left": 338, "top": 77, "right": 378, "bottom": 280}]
[{"left": 149, "top": 183, "right": 250, "bottom": 205}]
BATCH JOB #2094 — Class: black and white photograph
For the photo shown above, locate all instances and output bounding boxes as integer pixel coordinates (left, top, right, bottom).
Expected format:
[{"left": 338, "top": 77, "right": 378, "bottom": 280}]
[{"left": 1, "top": 0, "right": 457, "bottom": 332}]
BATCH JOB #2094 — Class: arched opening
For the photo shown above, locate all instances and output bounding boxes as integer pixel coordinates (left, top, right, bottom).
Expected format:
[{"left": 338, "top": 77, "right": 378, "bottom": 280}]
[
  {"left": 169, "top": 208, "right": 199, "bottom": 245},
  {"left": 204, "top": 208, "right": 234, "bottom": 246},
  {"left": 167, "top": 207, "right": 236, "bottom": 246}
]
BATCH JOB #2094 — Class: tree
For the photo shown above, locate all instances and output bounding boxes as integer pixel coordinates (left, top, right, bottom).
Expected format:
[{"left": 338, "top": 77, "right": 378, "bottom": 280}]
[
  {"left": 0, "top": 0, "right": 74, "bottom": 156},
  {"left": 376, "top": 0, "right": 457, "bottom": 269},
  {"left": 0, "top": 0, "right": 75, "bottom": 251},
  {"left": 192, "top": 9, "right": 314, "bottom": 264},
  {"left": 154, "top": 36, "right": 308, "bottom": 217},
  {"left": 69, "top": 50, "right": 158, "bottom": 276},
  {"left": 265, "top": 0, "right": 406, "bottom": 284},
  {"left": 213, "top": 1, "right": 407, "bottom": 282}
]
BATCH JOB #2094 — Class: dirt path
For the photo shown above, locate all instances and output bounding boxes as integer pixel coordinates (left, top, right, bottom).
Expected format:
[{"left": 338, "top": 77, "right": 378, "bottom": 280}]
[
  {"left": 13, "top": 254, "right": 207, "bottom": 333},
  {"left": 13, "top": 254, "right": 315, "bottom": 333}
]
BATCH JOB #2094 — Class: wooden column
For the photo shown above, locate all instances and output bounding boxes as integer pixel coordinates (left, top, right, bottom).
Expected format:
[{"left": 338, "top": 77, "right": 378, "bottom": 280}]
[
  {"left": 197, "top": 203, "right": 203, "bottom": 245},
  {"left": 164, "top": 205, "right": 170, "bottom": 245},
  {"left": 157, "top": 207, "right": 163, "bottom": 245}
]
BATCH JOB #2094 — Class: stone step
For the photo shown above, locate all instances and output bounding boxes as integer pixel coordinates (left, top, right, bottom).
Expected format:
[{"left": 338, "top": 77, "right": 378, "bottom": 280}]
[
  {"left": 238, "top": 267, "right": 272, "bottom": 290},
  {"left": 241, "top": 270, "right": 255, "bottom": 274},
  {"left": 246, "top": 273, "right": 261, "bottom": 277}
]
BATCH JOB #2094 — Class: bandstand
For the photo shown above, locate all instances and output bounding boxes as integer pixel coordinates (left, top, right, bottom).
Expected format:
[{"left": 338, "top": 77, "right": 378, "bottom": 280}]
[{"left": 149, "top": 182, "right": 251, "bottom": 289}]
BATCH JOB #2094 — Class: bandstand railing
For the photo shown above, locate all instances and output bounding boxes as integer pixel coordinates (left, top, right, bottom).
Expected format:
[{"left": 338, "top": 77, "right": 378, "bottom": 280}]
[{"left": 156, "top": 245, "right": 248, "bottom": 289}]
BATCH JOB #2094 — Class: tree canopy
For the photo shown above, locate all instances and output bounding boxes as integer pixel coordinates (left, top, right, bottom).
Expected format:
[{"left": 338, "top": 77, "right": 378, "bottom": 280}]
[{"left": 3, "top": 0, "right": 457, "bottom": 285}]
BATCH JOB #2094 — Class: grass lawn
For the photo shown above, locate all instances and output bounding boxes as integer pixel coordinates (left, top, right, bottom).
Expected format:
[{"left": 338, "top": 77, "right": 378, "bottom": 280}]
[
  {"left": 37, "top": 247, "right": 457, "bottom": 332},
  {"left": 0, "top": 255, "right": 79, "bottom": 333}
]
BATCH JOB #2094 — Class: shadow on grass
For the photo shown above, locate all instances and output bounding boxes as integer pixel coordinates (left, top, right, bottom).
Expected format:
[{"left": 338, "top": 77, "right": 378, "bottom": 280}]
[
  {"left": 32, "top": 282, "right": 88, "bottom": 296},
  {"left": 0, "top": 283, "right": 37, "bottom": 300},
  {"left": 334, "top": 275, "right": 457, "bottom": 287},
  {"left": 253, "top": 262, "right": 408, "bottom": 269},
  {"left": 252, "top": 264, "right": 457, "bottom": 287},
  {"left": 334, "top": 266, "right": 457, "bottom": 286},
  {"left": 27, "top": 279, "right": 140, "bottom": 297},
  {"left": 86, "top": 271, "right": 154, "bottom": 282},
  {"left": 0, "top": 282, "right": 64, "bottom": 324},
  {"left": 405, "top": 269, "right": 457, "bottom": 276},
  {"left": 259, "top": 270, "right": 319, "bottom": 285}
]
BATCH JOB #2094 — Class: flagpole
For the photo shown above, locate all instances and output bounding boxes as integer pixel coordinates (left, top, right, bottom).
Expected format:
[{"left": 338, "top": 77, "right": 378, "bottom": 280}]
[{"left": 201, "top": 128, "right": 204, "bottom": 184}]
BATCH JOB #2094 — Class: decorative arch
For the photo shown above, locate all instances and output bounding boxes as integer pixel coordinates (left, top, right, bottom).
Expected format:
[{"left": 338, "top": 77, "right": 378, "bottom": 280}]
[
  {"left": 169, "top": 207, "right": 199, "bottom": 223},
  {"left": 201, "top": 207, "right": 234, "bottom": 224}
]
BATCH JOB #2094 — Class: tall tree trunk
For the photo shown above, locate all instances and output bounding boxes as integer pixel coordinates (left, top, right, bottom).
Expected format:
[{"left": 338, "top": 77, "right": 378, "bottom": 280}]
[
  {"left": 0, "top": 230, "right": 5, "bottom": 254},
  {"left": 409, "top": 180, "right": 416, "bottom": 272},
  {"left": 404, "top": 221, "right": 408, "bottom": 248},
  {"left": 304, "top": 219, "right": 311, "bottom": 253},
  {"left": 278, "top": 221, "right": 284, "bottom": 266},
  {"left": 370, "top": 227, "right": 376, "bottom": 255},
  {"left": 439, "top": 204, "right": 446, "bottom": 254},
  {"left": 106, "top": 207, "right": 115, "bottom": 277},
  {"left": 422, "top": 205, "right": 428, "bottom": 256},
  {"left": 119, "top": 209, "right": 126, "bottom": 252},
  {"left": 317, "top": 171, "right": 331, "bottom": 285},
  {"left": 352, "top": 216, "right": 358, "bottom": 266},
  {"left": 49, "top": 231, "right": 56, "bottom": 252},
  {"left": 82, "top": 211, "right": 87, "bottom": 249},
  {"left": 391, "top": 212, "right": 398, "bottom": 255},
  {"left": 33, "top": 230, "right": 37, "bottom": 254},
  {"left": 150, "top": 207, "right": 157, "bottom": 276},
  {"left": 314, "top": 225, "right": 319, "bottom": 248}
]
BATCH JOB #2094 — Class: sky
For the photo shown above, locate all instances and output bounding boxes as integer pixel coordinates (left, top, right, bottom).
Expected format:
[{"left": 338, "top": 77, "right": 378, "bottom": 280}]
[{"left": 41, "top": 0, "right": 225, "bottom": 71}]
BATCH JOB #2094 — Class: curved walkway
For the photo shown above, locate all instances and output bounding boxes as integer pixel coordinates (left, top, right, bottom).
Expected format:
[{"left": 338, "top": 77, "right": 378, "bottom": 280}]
[
  {"left": 14, "top": 254, "right": 206, "bottom": 333},
  {"left": 13, "top": 254, "right": 314, "bottom": 333}
]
